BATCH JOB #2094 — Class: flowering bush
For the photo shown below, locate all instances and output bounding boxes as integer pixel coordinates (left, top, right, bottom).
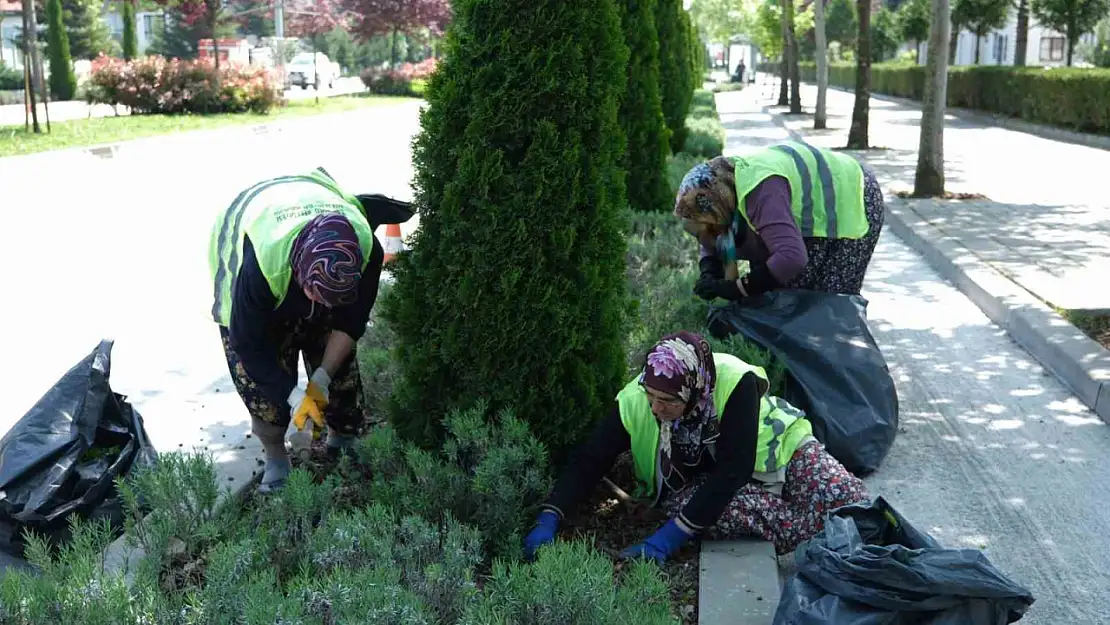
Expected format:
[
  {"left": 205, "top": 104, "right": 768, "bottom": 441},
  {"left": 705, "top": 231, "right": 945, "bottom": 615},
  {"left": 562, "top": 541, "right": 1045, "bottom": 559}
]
[
  {"left": 360, "top": 57, "right": 439, "bottom": 95},
  {"left": 85, "top": 53, "right": 283, "bottom": 115}
]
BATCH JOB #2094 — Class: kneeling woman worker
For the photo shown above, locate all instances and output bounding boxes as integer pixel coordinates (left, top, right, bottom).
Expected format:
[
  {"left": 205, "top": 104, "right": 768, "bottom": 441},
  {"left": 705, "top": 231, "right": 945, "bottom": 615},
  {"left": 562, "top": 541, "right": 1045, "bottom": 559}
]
[
  {"left": 524, "top": 331, "right": 868, "bottom": 562},
  {"left": 676, "top": 142, "right": 885, "bottom": 301},
  {"left": 208, "top": 168, "right": 384, "bottom": 493}
]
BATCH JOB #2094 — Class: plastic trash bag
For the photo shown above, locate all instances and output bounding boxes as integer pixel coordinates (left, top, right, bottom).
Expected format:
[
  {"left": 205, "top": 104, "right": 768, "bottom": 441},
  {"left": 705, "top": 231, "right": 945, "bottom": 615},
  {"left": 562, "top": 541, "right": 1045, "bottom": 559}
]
[
  {"left": 0, "top": 340, "right": 157, "bottom": 562},
  {"left": 706, "top": 290, "right": 898, "bottom": 475},
  {"left": 773, "top": 497, "right": 1036, "bottom": 624}
]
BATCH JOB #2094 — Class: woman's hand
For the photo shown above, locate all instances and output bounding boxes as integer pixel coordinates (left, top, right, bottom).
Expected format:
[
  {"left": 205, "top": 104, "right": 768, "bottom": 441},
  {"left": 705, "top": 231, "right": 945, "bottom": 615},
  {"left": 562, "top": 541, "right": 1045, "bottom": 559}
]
[
  {"left": 694, "top": 277, "right": 743, "bottom": 301},
  {"left": 619, "top": 518, "right": 694, "bottom": 564},
  {"left": 523, "top": 510, "right": 560, "bottom": 561}
]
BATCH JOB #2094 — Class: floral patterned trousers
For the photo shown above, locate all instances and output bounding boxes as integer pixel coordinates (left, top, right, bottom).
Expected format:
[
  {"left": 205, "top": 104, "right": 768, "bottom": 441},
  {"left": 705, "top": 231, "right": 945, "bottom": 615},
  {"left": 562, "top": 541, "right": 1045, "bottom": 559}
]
[
  {"left": 664, "top": 441, "right": 869, "bottom": 555},
  {"left": 219, "top": 321, "right": 365, "bottom": 437}
]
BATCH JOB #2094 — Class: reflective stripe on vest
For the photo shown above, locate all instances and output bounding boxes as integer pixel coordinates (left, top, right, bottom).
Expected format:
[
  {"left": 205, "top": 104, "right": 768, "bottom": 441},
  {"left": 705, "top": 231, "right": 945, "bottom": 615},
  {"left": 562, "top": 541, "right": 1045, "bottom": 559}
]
[
  {"left": 730, "top": 141, "right": 868, "bottom": 240},
  {"left": 208, "top": 169, "right": 373, "bottom": 326},
  {"left": 617, "top": 353, "right": 815, "bottom": 505}
]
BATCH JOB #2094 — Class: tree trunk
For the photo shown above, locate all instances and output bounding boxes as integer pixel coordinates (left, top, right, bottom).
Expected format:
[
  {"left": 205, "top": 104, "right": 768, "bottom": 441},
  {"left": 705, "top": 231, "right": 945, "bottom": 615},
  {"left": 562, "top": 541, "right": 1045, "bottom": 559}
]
[
  {"left": 1066, "top": 24, "right": 1075, "bottom": 65},
  {"left": 974, "top": 32, "right": 981, "bottom": 63},
  {"left": 390, "top": 28, "right": 399, "bottom": 67},
  {"left": 785, "top": 0, "right": 802, "bottom": 113},
  {"left": 22, "top": 44, "right": 40, "bottom": 133},
  {"left": 914, "top": 0, "right": 950, "bottom": 197},
  {"left": 846, "top": 0, "right": 871, "bottom": 149},
  {"left": 915, "top": 39, "right": 921, "bottom": 63},
  {"left": 1014, "top": 0, "right": 1028, "bottom": 65},
  {"left": 21, "top": 0, "right": 44, "bottom": 98},
  {"left": 778, "top": 22, "right": 789, "bottom": 105},
  {"left": 815, "top": 0, "right": 828, "bottom": 128},
  {"left": 948, "top": 21, "right": 959, "bottom": 63}
]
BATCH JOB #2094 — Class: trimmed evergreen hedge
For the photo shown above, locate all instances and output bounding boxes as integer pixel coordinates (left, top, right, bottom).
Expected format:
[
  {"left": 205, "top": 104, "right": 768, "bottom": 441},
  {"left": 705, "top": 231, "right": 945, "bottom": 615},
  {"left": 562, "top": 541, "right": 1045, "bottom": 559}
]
[
  {"left": 383, "top": 0, "right": 632, "bottom": 461},
  {"left": 619, "top": 0, "right": 673, "bottom": 213},
  {"left": 657, "top": 0, "right": 696, "bottom": 154},
  {"left": 791, "top": 61, "right": 1110, "bottom": 135}
]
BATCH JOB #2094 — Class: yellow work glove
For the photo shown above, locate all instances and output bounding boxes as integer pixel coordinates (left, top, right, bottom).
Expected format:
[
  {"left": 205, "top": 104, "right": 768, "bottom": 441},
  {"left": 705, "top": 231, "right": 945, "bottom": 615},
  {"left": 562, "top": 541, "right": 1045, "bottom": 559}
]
[
  {"left": 288, "top": 387, "right": 325, "bottom": 434},
  {"left": 306, "top": 368, "right": 331, "bottom": 408}
]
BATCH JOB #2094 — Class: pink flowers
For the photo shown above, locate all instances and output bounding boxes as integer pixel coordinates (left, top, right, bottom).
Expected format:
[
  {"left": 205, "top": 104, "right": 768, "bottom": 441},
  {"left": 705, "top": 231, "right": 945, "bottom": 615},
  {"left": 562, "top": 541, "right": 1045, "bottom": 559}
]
[
  {"left": 359, "top": 57, "right": 438, "bottom": 95},
  {"left": 86, "top": 53, "right": 283, "bottom": 115}
]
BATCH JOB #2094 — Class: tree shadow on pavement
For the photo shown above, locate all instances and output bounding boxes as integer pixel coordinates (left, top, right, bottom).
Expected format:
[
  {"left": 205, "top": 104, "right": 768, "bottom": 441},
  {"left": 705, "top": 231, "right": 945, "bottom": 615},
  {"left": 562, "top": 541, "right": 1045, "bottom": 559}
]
[{"left": 858, "top": 233, "right": 1110, "bottom": 625}]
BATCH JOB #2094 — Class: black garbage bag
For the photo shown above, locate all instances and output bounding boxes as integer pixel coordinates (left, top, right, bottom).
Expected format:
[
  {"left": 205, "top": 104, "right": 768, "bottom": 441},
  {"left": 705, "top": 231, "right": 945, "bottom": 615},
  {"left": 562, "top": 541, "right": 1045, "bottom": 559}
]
[
  {"left": 706, "top": 290, "right": 898, "bottom": 475},
  {"left": 0, "top": 340, "right": 157, "bottom": 562},
  {"left": 773, "top": 497, "right": 1036, "bottom": 624}
]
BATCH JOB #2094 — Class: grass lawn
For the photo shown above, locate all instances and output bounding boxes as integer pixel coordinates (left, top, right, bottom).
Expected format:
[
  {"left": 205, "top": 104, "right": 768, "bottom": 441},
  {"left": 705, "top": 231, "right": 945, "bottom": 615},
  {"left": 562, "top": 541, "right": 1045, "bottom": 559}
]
[{"left": 0, "top": 92, "right": 415, "bottom": 158}]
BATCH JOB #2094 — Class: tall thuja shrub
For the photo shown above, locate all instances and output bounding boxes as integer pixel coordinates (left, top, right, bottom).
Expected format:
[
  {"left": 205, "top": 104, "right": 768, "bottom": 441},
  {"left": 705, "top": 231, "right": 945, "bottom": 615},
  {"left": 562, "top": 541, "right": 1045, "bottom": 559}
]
[
  {"left": 657, "top": 0, "right": 695, "bottom": 154},
  {"left": 620, "top": 0, "right": 672, "bottom": 213},
  {"left": 382, "top": 0, "right": 632, "bottom": 460},
  {"left": 45, "top": 0, "right": 77, "bottom": 100},
  {"left": 121, "top": 0, "right": 138, "bottom": 60}
]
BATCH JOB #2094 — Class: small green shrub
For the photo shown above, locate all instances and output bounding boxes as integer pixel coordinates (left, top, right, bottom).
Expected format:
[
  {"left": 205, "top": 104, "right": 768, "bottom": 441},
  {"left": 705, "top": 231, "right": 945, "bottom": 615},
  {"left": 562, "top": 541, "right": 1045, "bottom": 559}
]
[
  {"left": 682, "top": 115, "right": 725, "bottom": 158},
  {"left": 355, "top": 403, "right": 553, "bottom": 561},
  {"left": 712, "top": 82, "right": 746, "bottom": 93},
  {"left": 688, "top": 89, "right": 716, "bottom": 117},
  {"left": 0, "top": 61, "right": 22, "bottom": 91},
  {"left": 463, "top": 540, "right": 678, "bottom": 624}
]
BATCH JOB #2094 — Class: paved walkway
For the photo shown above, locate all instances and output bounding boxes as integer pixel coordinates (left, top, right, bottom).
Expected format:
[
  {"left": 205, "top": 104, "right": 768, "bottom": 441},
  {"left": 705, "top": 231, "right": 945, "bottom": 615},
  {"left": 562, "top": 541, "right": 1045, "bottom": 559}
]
[
  {"left": 713, "top": 87, "right": 1110, "bottom": 623},
  {"left": 750, "top": 76, "right": 1110, "bottom": 314}
]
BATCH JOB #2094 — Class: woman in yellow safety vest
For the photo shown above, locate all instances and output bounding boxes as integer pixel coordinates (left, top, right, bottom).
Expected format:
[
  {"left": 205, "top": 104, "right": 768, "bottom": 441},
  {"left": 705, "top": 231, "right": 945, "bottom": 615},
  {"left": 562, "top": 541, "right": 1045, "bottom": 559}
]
[
  {"left": 208, "top": 168, "right": 385, "bottom": 493},
  {"left": 522, "top": 331, "right": 869, "bottom": 562},
  {"left": 675, "top": 142, "right": 885, "bottom": 302}
]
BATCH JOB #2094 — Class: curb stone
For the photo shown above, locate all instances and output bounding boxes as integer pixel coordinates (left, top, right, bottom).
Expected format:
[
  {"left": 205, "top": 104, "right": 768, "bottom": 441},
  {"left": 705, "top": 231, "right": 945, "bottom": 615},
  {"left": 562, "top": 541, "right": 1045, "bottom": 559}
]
[
  {"left": 884, "top": 200, "right": 1110, "bottom": 423},
  {"left": 698, "top": 539, "right": 781, "bottom": 625}
]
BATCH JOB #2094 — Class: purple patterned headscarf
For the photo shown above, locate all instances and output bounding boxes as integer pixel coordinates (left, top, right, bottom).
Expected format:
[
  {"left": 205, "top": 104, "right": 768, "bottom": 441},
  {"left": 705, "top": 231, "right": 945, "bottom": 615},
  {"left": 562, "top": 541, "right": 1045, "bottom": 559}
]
[
  {"left": 290, "top": 213, "right": 363, "bottom": 307},
  {"left": 641, "top": 331, "right": 720, "bottom": 478}
]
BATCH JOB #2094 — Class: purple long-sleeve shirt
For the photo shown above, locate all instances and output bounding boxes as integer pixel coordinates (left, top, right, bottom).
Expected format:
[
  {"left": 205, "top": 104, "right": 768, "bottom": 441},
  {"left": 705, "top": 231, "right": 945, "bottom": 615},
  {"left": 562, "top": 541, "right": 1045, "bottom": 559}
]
[{"left": 700, "top": 176, "right": 807, "bottom": 285}]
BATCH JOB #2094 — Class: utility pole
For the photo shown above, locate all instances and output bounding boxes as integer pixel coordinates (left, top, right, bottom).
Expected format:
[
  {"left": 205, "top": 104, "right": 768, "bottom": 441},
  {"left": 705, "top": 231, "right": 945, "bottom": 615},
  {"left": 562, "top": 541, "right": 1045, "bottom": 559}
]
[{"left": 274, "top": 0, "right": 285, "bottom": 83}]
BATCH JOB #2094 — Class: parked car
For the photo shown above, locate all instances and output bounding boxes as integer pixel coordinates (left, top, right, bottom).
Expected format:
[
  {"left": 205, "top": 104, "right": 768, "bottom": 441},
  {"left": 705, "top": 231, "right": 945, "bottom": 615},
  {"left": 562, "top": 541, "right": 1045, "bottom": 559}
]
[{"left": 286, "top": 52, "right": 340, "bottom": 90}]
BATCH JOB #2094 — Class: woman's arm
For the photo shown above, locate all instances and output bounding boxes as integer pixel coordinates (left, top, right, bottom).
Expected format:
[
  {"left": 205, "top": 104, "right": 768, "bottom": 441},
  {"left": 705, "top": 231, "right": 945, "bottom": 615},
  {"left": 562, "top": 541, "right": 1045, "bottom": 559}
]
[
  {"left": 542, "top": 405, "right": 632, "bottom": 520},
  {"left": 743, "top": 176, "right": 807, "bottom": 291},
  {"left": 330, "top": 235, "right": 386, "bottom": 349},
  {"left": 229, "top": 237, "right": 297, "bottom": 407},
  {"left": 674, "top": 372, "right": 762, "bottom": 532}
]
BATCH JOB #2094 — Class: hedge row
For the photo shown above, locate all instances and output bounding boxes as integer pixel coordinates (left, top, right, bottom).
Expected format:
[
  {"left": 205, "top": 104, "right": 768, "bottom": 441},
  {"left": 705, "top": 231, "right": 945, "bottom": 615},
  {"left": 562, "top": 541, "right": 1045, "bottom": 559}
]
[{"left": 784, "top": 61, "right": 1110, "bottom": 135}]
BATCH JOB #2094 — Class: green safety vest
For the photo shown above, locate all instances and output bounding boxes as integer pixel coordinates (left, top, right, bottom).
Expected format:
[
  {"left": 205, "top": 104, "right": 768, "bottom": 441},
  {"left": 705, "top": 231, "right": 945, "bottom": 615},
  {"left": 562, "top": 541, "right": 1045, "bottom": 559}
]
[
  {"left": 730, "top": 141, "right": 868, "bottom": 240},
  {"left": 208, "top": 168, "right": 375, "bottom": 327},
  {"left": 618, "top": 352, "right": 815, "bottom": 505}
]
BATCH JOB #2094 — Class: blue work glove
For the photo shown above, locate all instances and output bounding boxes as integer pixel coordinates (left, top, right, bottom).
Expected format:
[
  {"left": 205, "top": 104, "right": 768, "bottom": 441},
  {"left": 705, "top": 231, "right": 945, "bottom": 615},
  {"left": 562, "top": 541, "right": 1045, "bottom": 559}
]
[
  {"left": 523, "top": 510, "right": 560, "bottom": 562},
  {"left": 619, "top": 519, "right": 693, "bottom": 564}
]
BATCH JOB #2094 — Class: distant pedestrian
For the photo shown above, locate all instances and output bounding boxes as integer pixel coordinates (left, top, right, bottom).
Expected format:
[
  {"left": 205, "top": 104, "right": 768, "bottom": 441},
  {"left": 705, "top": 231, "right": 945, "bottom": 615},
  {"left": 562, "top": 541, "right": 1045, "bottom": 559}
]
[{"left": 675, "top": 142, "right": 885, "bottom": 301}]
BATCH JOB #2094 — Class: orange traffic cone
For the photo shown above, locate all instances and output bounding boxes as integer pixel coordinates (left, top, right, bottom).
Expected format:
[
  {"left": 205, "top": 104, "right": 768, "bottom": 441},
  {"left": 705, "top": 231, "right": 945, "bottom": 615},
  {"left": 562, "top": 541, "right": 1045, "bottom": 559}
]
[{"left": 382, "top": 223, "right": 404, "bottom": 265}]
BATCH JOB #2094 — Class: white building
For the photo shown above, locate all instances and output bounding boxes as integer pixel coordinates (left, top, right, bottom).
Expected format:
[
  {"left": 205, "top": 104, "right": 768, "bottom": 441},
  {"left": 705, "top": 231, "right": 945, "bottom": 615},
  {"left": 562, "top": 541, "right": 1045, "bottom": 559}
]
[
  {"left": 912, "top": 11, "right": 1097, "bottom": 67},
  {"left": 0, "top": 0, "right": 163, "bottom": 72}
]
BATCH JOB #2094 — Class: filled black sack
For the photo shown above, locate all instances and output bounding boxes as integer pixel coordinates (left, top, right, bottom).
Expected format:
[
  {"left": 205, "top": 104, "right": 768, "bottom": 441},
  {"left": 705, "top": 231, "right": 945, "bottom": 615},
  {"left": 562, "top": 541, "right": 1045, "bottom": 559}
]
[
  {"left": 774, "top": 497, "right": 1035, "bottom": 624},
  {"left": 0, "top": 340, "right": 157, "bottom": 562},
  {"left": 707, "top": 290, "right": 898, "bottom": 474}
]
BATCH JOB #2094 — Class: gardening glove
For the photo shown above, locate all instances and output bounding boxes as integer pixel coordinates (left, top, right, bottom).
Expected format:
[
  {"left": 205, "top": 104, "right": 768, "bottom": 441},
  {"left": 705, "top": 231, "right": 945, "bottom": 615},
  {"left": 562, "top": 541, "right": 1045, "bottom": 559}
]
[
  {"left": 698, "top": 255, "right": 725, "bottom": 282},
  {"left": 737, "top": 262, "right": 781, "bottom": 298},
  {"left": 288, "top": 386, "right": 325, "bottom": 434},
  {"left": 619, "top": 519, "right": 693, "bottom": 565},
  {"left": 306, "top": 367, "right": 331, "bottom": 408},
  {"left": 694, "top": 276, "right": 743, "bottom": 301},
  {"left": 523, "top": 510, "right": 560, "bottom": 562}
]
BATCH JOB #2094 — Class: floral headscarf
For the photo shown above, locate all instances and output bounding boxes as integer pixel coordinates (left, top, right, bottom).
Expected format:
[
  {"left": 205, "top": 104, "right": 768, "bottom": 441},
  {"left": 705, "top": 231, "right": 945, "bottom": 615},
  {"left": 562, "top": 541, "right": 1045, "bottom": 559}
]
[
  {"left": 641, "top": 331, "right": 719, "bottom": 473},
  {"left": 290, "top": 213, "right": 363, "bottom": 307},
  {"left": 673, "top": 157, "right": 746, "bottom": 266}
]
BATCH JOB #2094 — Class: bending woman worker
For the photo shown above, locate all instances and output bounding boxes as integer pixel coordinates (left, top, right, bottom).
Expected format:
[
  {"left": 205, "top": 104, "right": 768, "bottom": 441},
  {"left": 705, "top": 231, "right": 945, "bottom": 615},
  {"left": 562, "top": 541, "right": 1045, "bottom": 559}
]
[
  {"left": 676, "top": 142, "right": 885, "bottom": 301},
  {"left": 523, "top": 331, "right": 869, "bottom": 562},
  {"left": 208, "top": 167, "right": 385, "bottom": 493}
]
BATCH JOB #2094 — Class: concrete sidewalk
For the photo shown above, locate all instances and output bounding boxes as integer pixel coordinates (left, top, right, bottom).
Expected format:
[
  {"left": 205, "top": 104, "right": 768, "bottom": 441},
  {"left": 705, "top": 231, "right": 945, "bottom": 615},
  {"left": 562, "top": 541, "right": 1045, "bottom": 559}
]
[
  {"left": 712, "top": 86, "right": 1110, "bottom": 623},
  {"left": 730, "top": 81, "right": 1110, "bottom": 421}
]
